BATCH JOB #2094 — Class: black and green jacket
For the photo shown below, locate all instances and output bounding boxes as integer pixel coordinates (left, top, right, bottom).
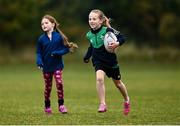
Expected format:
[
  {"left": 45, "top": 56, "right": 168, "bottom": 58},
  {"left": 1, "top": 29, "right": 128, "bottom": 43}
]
[{"left": 84, "top": 26, "right": 126, "bottom": 68}]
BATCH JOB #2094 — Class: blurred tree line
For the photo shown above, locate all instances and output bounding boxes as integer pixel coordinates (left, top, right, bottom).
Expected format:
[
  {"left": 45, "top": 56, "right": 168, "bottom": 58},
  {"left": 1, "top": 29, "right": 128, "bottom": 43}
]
[{"left": 0, "top": 0, "right": 180, "bottom": 51}]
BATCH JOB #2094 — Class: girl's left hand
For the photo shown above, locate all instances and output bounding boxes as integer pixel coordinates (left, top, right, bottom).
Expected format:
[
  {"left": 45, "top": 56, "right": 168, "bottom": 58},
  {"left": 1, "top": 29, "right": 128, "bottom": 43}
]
[{"left": 108, "top": 41, "right": 119, "bottom": 49}]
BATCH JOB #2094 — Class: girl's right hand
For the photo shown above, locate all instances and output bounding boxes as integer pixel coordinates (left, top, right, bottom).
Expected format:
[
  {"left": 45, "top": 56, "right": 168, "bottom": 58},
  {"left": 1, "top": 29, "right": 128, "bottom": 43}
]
[
  {"left": 83, "top": 58, "right": 89, "bottom": 63},
  {"left": 38, "top": 64, "right": 43, "bottom": 70}
]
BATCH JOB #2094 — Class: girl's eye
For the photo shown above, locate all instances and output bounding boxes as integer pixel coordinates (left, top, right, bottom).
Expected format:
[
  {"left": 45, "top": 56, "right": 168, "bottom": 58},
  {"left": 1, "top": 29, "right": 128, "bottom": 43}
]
[
  {"left": 92, "top": 18, "right": 96, "bottom": 21},
  {"left": 89, "top": 18, "right": 96, "bottom": 21}
]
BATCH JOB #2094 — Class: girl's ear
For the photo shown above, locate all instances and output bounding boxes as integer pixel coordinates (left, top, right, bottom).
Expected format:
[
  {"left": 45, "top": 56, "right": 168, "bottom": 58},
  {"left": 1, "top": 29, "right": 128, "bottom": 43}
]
[{"left": 99, "top": 19, "right": 104, "bottom": 25}]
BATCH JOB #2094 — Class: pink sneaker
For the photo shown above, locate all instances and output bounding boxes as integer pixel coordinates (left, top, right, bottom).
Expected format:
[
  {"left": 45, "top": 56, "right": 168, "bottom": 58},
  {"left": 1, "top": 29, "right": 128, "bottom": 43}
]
[
  {"left": 123, "top": 101, "right": 130, "bottom": 115},
  {"left": 44, "top": 107, "right": 52, "bottom": 114},
  {"left": 59, "top": 105, "right": 68, "bottom": 114},
  {"left": 98, "top": 104, "right": 107, "bottom": 113}
]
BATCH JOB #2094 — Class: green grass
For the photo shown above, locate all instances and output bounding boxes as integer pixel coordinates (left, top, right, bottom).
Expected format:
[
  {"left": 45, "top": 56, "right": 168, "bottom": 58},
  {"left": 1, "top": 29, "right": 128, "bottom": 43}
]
[{"left": 0, "top": 62, "right": 180, "bottom": 125}]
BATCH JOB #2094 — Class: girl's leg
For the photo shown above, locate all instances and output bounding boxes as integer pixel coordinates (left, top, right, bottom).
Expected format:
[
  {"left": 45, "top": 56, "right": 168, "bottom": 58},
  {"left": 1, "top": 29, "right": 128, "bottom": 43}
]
[
  {"left": 112, "top": 79, "right": 129, "bottom": 101},
  {"left": 96, "top": 70, "right": 106, "bottom": 104},
  {"left": 54, "top": 70, "right": 64, "bottom": 103},
  {"left": 43, "top": 72, "right": 53, "bottom": 113},
  {"left": 96, "top": 70, "right": 106, "bottom": 112},
  {"left": 54, "top": 69, "right": 67, "bottom": 113},
  {"left": 113, "top": 79, "right": 130, "bottom": 115}
]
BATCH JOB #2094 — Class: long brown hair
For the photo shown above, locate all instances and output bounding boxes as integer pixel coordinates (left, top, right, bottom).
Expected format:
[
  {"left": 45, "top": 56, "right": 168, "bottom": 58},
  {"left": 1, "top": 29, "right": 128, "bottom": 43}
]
[
  {"left": 42, "top": 14, "right": 78, "bottom": 52},
  {"left": 90, "top": 9, "right": 111, "bottom": 28}
]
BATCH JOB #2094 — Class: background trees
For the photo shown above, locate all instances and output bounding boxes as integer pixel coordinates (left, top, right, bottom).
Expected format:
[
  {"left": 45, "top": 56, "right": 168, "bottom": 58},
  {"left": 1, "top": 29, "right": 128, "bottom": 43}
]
[{"left": 0, "top": 0, "right": 179, "bottom": 50}]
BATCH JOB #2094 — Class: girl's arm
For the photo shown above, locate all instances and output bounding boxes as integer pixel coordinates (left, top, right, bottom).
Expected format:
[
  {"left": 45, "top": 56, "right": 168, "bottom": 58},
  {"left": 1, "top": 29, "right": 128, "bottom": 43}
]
[
  {"left": 36, "top": 41, "right": 43, "bottom": 67},
  {"left": 116, "top": 33, "right": 126, "bottom": 46},
  {"left": 107, "top": 28, "right": 126, "bottom": 46},
  {"left": 51, "top": 47, "right": 69, "bottom": 56},
  {"left": 83, "top": 44, "right": 93, "bottom": 63}
]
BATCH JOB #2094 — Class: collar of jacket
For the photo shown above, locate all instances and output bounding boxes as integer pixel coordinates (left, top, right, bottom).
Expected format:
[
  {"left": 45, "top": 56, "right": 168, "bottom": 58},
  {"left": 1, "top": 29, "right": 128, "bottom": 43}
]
[{"left": 90, "top": 26, "right": 103, "bottom": 34}]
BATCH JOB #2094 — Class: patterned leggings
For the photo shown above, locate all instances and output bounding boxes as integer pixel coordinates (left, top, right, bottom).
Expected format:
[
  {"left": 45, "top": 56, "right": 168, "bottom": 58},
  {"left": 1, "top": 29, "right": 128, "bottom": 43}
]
[{"left": 43, "top": 69, "right": 64, "bottom": 101}]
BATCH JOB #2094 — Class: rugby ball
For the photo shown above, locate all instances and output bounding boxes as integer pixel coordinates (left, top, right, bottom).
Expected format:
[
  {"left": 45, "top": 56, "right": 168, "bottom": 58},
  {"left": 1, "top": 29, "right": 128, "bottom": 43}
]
[{"left": 104, "top": 32, "right": 117, "bottom": 53}]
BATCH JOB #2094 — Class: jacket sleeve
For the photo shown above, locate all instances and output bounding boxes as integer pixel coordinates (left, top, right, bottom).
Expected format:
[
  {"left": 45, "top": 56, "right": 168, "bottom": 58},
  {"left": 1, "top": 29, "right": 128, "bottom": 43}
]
[
  {"left": 51, "top": 47, "right": 69, "bottom": 56},
  {"left": 83, "top": 44, "right": 93, "bottom": 60},
  {"left": 36, "top": 40, "right": 43, "bottom": 66},
  {"left": 107, "top": 27, "right": 126, "bottom": 46}
]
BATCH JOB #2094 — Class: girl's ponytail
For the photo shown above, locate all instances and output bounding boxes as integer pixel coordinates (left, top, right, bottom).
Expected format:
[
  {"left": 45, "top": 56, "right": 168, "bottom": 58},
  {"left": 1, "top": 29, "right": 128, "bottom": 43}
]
[
  {"left": 103, "top": 16, "right": 112, "bottom": 28},
  {"left": 42, "top": 15, "right": 78, "bottom": 53},
  {"left": 56, "top": 27, "right": 78, "bottom": 52}
]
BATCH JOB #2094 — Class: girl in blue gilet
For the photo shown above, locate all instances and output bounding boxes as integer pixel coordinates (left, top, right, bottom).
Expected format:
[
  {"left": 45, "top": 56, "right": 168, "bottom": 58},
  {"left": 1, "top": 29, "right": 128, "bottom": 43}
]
[{"left": 36, "top": 15, "right": 77, "bottom": 114}]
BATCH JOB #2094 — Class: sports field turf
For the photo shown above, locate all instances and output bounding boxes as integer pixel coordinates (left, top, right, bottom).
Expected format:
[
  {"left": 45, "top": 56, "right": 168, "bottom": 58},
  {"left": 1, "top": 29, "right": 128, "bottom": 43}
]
[{"left": 0, "top": 62, "right": 179, "bottom": 125}]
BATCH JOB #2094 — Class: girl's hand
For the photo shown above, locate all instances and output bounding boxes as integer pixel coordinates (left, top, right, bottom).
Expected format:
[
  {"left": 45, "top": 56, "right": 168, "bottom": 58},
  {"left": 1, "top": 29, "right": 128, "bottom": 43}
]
[
  {"left": 83, "top": 58, "right": 89, "bottom": 63},
  {"left": 38, "top": 65, "right": 43, "bottom": 70},
  {"left": 108, "top": 41, "right": 119, "bottom": 49}
]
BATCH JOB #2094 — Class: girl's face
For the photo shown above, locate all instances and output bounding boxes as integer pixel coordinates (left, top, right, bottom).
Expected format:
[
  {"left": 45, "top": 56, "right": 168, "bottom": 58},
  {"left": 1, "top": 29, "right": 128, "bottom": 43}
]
[
  {"left": 41, "top": 18, "right": 55, "bottom": 32},
  {"left": 89, "top": 12, "right": 103, "bottom": 30}
]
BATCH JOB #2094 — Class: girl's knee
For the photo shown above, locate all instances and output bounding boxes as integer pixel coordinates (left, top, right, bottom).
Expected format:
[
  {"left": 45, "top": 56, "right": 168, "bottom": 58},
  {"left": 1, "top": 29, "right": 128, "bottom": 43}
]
[
  {"left": 96, "top": 77, "right": 104, "bottom": 85},
  {"left": 114, "top": 80, "right": 123, "bottom": 88}
]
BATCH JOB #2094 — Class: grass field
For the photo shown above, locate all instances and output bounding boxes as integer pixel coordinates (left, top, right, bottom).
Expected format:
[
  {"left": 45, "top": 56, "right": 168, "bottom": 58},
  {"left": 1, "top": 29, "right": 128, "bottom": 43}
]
[{"left": 0, "top": 61, "right": 180, "bottom": 125}]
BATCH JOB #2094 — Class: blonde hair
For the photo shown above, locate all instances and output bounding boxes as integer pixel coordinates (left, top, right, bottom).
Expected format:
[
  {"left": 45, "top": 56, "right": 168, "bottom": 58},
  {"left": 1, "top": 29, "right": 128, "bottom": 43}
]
[
  {"left": 42, "top": 14, "right": 78, "bottom": 52},
  {"left": 90, "top": 9, "right": 111, "bottom": 28}
]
